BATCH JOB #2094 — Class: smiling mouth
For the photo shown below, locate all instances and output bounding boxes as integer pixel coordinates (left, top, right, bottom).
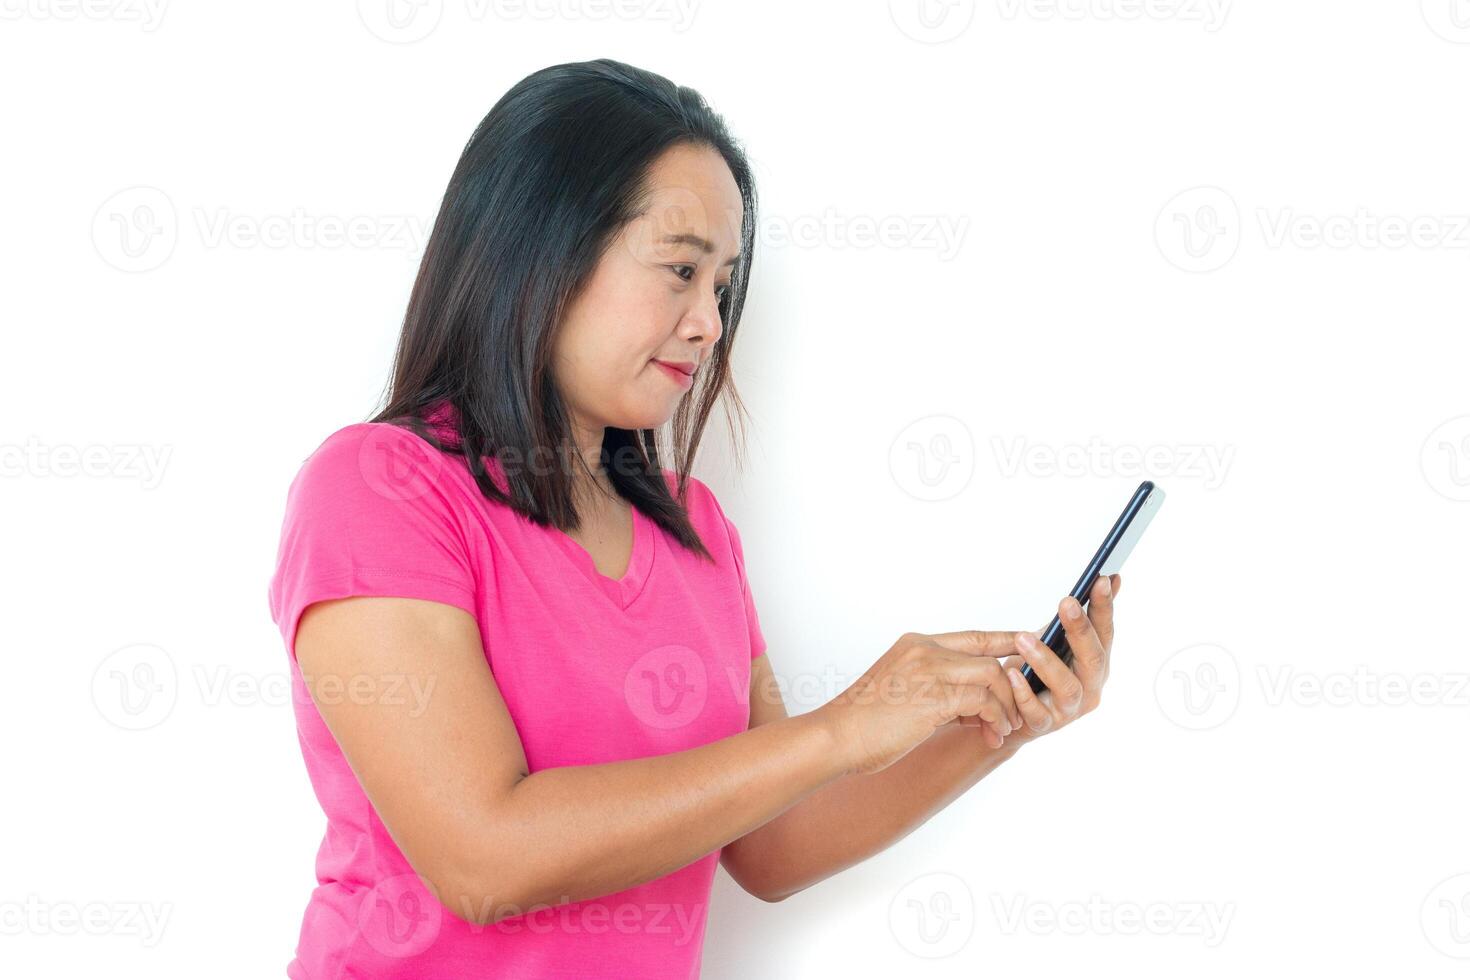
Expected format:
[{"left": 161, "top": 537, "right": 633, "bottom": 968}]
[{"left": 652, "top": 360, "right": 697, "bottom": 387}]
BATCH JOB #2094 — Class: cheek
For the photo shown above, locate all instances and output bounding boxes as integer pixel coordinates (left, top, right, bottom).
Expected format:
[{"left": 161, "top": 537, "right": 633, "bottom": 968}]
[
  {"left": 607, "top": 305, "right": 679, "bottom": 376},
  {"left": 594, "top": 262, "right": 675, "bottom": 333},
  {"left": 614, "top": 285, "right": 674, "bottom": 343},
  {"left": 559, "top": 267, "right": 681, "bottom": 391},
  {"left": 563, "top": 326, "right": 653, "bottom": 408}
]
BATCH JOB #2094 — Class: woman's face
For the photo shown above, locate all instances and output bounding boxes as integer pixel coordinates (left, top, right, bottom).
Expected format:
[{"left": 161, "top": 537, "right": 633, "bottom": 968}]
[{"left": 551, "top": 142, "right": 744, "bottom": 440}]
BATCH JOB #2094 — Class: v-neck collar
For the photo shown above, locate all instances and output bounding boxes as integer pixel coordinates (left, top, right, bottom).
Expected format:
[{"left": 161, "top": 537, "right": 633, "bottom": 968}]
[
  {"left": 549, "top": 502, "right": 655, "bottom": 609},
  {"left": 420, "top": 397, "right": 656, "bottom": 609}
]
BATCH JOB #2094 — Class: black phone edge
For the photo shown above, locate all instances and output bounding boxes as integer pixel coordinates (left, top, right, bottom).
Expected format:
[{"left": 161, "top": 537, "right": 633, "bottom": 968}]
[{"left": 1018, "top": 480, "right": 1157, "bottom": 696}]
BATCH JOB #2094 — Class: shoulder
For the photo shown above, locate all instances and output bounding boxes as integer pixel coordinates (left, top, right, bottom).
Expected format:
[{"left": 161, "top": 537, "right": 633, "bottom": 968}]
[
  {"left": 656, "top": 467, "right": 748, "bottom": 557},
  {"left": 301, "top": 420, "right": 432, "bottom": 467},
  {"left": 285, "top": 421, "right": 460, "bottom": 513},
  {"left": 657, "top": 467, "right": 725, "bottom": 523}
]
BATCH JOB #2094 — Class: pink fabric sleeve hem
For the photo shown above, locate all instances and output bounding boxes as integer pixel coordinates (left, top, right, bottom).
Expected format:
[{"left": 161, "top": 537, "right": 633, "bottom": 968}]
[{"left": 277, "top": 570, "right": 477, "bottom": 665}]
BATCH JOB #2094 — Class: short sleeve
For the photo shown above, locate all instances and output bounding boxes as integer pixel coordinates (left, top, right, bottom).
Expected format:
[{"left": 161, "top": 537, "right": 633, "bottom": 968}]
[
  {"left": 267, "top": 423, "right": 478, "bottom": 663},
  {"left": 723, "top": 514, "right": 768, "bottom": 661}
]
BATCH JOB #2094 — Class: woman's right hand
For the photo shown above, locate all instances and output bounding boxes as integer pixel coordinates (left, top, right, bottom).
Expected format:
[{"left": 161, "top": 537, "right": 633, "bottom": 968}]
[{"left": 816, "top": 630, "right": 1024, "bottom": 776}]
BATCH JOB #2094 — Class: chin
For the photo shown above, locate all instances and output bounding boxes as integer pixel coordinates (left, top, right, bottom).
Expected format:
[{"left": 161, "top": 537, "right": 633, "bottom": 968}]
[
  {"left": 603, "top": 399, "right": 675, "bottom": 432},
  {"left": 623, "top": 409, "right": 677, "bottom": 430}
]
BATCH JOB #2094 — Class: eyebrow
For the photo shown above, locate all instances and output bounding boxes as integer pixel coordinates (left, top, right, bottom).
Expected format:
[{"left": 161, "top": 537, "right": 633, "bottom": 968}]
[{"left": 659, "top": 233, "right": 741, "bottom": 268}]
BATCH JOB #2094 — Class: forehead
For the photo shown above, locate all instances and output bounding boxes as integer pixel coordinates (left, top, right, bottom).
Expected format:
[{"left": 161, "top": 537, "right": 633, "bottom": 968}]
[{"left": 635, "top": 143, "right": 743, "bottom": 258}]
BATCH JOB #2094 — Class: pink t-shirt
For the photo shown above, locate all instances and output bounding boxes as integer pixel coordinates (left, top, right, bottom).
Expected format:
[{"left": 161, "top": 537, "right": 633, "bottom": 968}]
[{"left": 267, "top": 401, "right": 765, "bottom": 979}]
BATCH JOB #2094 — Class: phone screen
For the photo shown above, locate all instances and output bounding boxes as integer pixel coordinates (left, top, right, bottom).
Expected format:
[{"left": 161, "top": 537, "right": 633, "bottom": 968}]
[{"left": 1019, "top": 480, "right": 1166, "bottom": 695}]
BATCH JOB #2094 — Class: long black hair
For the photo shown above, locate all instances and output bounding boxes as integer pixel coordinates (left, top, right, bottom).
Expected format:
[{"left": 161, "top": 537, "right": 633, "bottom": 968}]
[{"left": 367, "top": 58, "right": 758, "bottom": 562}]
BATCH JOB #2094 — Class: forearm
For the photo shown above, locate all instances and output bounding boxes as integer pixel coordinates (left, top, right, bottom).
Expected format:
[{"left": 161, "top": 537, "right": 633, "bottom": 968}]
[
  {"left": 730, "top": 721, "right": 1024, "bottom": 902},
  {"left": 472, "top": 710, "right": 845, "bottom": 922}
]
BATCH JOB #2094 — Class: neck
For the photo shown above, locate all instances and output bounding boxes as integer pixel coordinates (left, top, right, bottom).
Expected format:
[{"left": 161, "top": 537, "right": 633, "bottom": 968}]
[{"left": 568, "top": 421, "right": 614, "bottom": 508}]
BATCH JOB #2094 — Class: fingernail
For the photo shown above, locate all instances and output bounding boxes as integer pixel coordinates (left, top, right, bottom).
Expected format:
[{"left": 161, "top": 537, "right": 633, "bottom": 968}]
[{"left": 1099, "top": 576, "right": 1111, "bottom": 596}]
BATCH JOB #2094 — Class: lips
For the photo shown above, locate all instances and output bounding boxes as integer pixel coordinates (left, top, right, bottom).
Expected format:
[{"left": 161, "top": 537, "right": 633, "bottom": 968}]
[{"left": 653, "top": 360, "right": 696, "bottom": 376}]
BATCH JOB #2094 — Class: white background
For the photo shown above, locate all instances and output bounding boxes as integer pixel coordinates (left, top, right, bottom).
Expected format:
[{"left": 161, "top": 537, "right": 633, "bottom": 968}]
[{"left": 3, "top": 1, "right": 1468, "bottom": 976}]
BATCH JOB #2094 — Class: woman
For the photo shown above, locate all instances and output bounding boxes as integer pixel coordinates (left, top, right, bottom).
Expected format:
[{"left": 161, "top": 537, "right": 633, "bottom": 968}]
[{"left": 267, "top": 58, "right": 1119, "bottom": 978}]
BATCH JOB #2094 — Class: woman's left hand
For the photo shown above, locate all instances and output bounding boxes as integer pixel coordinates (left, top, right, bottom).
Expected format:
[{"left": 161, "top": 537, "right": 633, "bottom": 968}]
[{"left": 988, "top": 572, "right": 1119, "bottom": 748}]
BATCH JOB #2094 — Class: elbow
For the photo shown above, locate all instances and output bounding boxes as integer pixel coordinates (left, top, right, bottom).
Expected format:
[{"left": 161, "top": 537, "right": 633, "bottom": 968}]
[
  {"left": 757, "top": 880, "right": 807, "bottom": 903},
  {"left": 436, "top": 871, "right": 537, "bottom": 928},
  {"left": 440, "top": 845, "right": 585, "bottom": 928},
  {"left": 735, "top": 878, "right": 799, "bottom": 903},
  {"left": 451, "top": 862, "right": 560, "bottom": 928},
  {"left": 726, "top": 859, "right": 798, "bottom": 904},
  {"left": 421, "top": 870, "right": 500, "bottom": 928},
  {"left": 418, "top": 846, "right": 542, "bottom": 928},
  {"left": 438, "top": 807, "right": 554, "bottom": 926}
]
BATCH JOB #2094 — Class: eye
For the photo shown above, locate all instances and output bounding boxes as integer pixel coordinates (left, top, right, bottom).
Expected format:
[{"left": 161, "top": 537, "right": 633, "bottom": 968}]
[{"left": 672, "top": 265, "right": 733, "bottom": 304}]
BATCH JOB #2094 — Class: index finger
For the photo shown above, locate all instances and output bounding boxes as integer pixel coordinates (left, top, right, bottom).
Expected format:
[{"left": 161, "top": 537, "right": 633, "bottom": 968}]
[{"left": 924, "top": 629, "right": 1022, "bottom": 659}]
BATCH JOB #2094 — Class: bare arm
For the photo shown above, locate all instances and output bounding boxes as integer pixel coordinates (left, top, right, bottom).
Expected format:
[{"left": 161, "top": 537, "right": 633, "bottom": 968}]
[
  {"left": 293, "top": 595, "right": 848, "bottom": 927},
  {"left": 720, "top": 652, "right": 1023, "bottom": 902},
  {"left": 488, "top": 704, "right": 842, "bottom": 919},
  {"left": 720, "top": 576, "right": 1123, "bottom": 902}
]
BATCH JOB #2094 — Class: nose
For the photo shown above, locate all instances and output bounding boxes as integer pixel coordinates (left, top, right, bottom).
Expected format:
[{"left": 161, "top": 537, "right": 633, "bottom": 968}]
[{"left": 681, "top": 286, "right": 724, "bottom": 350}]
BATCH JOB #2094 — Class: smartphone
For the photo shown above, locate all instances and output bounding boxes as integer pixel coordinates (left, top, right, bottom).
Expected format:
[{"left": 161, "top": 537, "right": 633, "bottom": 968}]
[{"left": 1018, "top": 480, "right": 1166, "bottom": 695}]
